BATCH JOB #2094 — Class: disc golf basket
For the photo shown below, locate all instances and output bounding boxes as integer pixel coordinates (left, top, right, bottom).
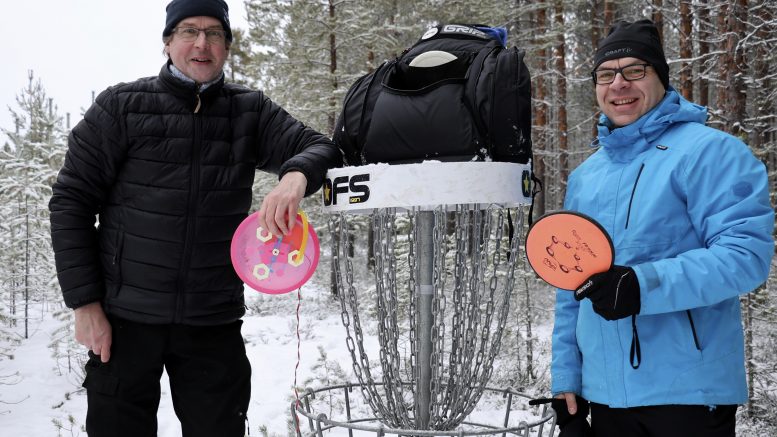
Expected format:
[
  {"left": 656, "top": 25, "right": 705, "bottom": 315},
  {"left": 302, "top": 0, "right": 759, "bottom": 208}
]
[{"left": 293, "top": 162, "right": 556, "bottom": 437}]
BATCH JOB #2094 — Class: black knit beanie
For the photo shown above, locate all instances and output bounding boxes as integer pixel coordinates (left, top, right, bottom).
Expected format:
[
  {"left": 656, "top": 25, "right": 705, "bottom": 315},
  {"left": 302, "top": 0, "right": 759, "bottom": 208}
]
[
  {"left": 163, "top": 0, "right": 233, "bottom": 43},
  {"left": 594, "top": 19, "right": 669, "bottom": 89}
]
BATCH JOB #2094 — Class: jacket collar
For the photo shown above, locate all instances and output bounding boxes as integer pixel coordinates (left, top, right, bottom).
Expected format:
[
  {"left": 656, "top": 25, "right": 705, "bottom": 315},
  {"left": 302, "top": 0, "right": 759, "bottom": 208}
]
[
  {"left": 158, "top": 60, "right": 225, "bottom": 102},
  {"left": 593, "top": 88, "right": 708, "bottom": 161}
]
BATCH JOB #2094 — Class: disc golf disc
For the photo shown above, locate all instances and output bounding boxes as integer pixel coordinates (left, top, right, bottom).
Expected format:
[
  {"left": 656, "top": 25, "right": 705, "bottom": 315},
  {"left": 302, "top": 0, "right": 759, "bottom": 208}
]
[
  {"left": 230, "top": 210, "right": 320, "bottom": 294},
  {"left": 525, "top": 211, "right": 614, "bottom": 290}
]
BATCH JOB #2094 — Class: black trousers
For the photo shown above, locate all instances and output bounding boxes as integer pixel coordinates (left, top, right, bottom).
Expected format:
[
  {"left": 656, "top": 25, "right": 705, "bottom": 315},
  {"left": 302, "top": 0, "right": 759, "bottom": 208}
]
[
  {"left": 82, "top": 316, "right": 251, "bottom": 437},
  {"left": 591, "top": 402, "right": 737, "bottom": 437}
]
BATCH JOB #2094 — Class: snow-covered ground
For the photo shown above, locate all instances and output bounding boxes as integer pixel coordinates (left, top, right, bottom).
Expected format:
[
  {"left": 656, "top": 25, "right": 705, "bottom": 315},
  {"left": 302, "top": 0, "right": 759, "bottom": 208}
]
[
  {"left": 3, "top": 278, "right": 775, "bottom": 437},
  {"left": 0, "top": 281, "right": 554, "bottom": 437}
]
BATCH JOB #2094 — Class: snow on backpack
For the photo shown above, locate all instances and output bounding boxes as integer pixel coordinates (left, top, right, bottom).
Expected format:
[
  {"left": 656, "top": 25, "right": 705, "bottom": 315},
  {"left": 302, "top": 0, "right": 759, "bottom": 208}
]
[{"left": 334, "top": 24, "right": 532, "bottom": 166}]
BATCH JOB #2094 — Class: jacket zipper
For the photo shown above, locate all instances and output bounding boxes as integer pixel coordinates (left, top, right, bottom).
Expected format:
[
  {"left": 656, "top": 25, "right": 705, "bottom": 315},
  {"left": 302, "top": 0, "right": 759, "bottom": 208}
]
[
  {"left": 625, "top": 163, "right": 646, "bottom": 369},
  {"left": 625, "top": 163, "right": 645, "bottom": 229},
  {"left": 686, "top": 310, "right": 702, "bottom": 350},
  {"left": 175, "top": 92, "right": 202, "bottom": 322},
  {"left": 112, "top": 229, "right": 126, "bottom": 296}
]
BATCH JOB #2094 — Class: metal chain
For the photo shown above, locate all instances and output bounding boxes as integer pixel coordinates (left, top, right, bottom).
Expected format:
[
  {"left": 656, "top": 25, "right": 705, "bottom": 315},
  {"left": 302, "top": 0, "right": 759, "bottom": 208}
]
[
  {"left": 330, "top": 206, "right": 526, "bottom": 431},
  {"left": 428, "top": 208, "right": 446, "bottom": 426},
  {"left": 331, "top": 214, "right": 392, "bottom": 424},
  {"left": 407, "top": 210, "right": 419, "bottom": 421}
]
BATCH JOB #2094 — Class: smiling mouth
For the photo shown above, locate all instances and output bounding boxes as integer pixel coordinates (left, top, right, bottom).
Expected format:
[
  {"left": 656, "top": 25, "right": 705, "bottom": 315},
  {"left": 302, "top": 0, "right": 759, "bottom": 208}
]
[
  {"left": 612, "top": 98, "right": 637, "bottom": 105},
  {"left": 192, "top": 58, "right": 211, "bottom": 64}
]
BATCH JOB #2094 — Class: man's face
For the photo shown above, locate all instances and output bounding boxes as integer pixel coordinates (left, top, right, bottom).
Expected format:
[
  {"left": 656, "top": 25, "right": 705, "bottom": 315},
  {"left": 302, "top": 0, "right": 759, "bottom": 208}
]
[
  {"left": 595, "top": 57, "right": 665, "bottom": 128},
  {"left": 165, "top": 16, "right": 229, "bottom": 84}
]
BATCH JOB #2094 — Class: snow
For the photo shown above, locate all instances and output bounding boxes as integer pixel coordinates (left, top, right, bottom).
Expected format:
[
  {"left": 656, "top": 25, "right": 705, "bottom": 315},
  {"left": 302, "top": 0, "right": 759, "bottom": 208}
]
[
  {"left": 0, "top": 281, "right": 555, "bottom": 437},
  {"left": 1, "top": 284, "right": 363, "bottom": 437}
]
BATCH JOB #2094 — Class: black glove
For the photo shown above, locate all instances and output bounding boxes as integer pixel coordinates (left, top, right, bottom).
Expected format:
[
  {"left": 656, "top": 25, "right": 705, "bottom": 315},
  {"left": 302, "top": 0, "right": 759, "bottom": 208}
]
[
  {"left": 575, "top": 265, "right": 640, "bottom": 321},
  {"left": 529, "top": 395, "right": 593, "bottom": 437}
]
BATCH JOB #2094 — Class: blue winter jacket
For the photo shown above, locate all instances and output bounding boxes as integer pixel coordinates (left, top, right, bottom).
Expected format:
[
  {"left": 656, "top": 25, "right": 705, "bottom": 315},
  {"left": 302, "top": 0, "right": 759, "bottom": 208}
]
[{"left": 551, "top": 89, "right": 774, "bottom": 407}]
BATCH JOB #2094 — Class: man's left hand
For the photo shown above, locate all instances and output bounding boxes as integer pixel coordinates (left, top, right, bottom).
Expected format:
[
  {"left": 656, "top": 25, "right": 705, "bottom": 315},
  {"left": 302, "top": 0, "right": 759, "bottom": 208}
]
[
  {"left": 258, "top": 171, "right": 307, "bottom": 237},
  {"left": 575, "top": 265, "right": 641, "bottom": 320}
]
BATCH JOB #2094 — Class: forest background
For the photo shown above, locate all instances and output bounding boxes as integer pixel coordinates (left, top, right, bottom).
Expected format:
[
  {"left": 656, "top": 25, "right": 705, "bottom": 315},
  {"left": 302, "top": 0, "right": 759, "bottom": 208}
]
[{"left": 2, "top": 0, "right": 776, "bottom": 435}]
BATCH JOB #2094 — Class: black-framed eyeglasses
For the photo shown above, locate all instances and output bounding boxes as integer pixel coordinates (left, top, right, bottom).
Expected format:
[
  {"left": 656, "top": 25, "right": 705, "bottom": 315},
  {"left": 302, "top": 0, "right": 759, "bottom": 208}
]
[
  {"left": 172, "top": 27, "right": 227, "bottom": 44},
  {"left": 592, "top": 63, "right": 651, "bottom": 85}
]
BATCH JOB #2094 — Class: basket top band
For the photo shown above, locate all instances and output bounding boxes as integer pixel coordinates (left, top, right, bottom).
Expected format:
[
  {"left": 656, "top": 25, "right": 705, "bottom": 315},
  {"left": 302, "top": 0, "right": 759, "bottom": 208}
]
[{"left": 321, "top": 161, "right": 533, "bottom": 214}]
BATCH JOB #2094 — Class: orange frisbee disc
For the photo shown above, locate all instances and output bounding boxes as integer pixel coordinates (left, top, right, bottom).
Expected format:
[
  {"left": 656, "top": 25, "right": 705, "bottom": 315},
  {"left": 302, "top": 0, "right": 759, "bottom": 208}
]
[{"left": 525, "top": 211, "right": 614, "bottom": 290}]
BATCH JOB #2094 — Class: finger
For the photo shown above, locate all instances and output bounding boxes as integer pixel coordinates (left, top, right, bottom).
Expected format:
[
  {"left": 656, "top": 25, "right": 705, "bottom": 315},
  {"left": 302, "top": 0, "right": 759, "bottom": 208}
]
[
  {"left": 275, "top": 204, "right": 289, "bottom": 236},
  {"left": 564, "top": 392, "right": 578, "bottom": 415},
  {"left": 257, "top": 205, "right": 269, "bottom": 233},
  {"left": 92, "top": 334, "right": 111, "bottom": 363},
  {"left": 286, "top": 204, "right": 298, "bottom": 234},
  {"left": 100, "top": 342, "right": 111, "bottom": 363},
  {"left": 263, "top": 201, "right": 282, "bottom": 237}
]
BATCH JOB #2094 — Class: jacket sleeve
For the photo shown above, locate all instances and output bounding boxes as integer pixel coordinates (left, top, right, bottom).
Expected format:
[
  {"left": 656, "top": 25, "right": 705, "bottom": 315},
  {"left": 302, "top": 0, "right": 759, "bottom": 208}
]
[
  {"left": 633, "top": 134, "right": 774, "bottom": 315},
  {"left": 253, "top": 93, "right": 341, "bottom": 196},
  {"left": 551, "top": 288, "right": 584, "bottom": 396},
  {"left": 550, "top": 173, "right": 584, "bottom": 396},
  {"left": 49, "top": 88, "right": 125, "bottom": 309}
]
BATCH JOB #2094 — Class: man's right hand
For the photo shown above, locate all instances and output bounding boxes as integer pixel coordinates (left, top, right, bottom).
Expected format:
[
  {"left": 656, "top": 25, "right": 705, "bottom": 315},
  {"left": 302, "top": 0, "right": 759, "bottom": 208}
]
[{"left": 74, "top": 302, "right": 112, "bottom": 363}]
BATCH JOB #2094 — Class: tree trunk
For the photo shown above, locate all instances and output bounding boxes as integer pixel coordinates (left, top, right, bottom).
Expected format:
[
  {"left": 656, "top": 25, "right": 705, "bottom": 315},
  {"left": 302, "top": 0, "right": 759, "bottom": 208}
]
[
  {"left": 716, "top": 2, "right": 731, "bottom": 129},
  {"left": 679, "top": 1, "right": 693, "bottom": 99},
  {"left": 523, "top": 278, "right": 535, "bottom": 380},
  {"left": 24, "top": 192, "right": 30, "bottom": 339},
  {"left": 534, "top": 0, "right": 548, "bottom": 219},
  {"left": 697, "top": 0, "right": 710, "bottom": 107},
  {"left": 592, "top": 0, "right": 603, "bottom": 140},
  {"left": 731, "top": 0, "right": 748, "bottom": 137},
  {"left": 603, "top": 0, "right": 615, "bottom": 28},
  {"left": 328, "top": 0, "right": 338, "bottom": 135},
  {"left": 744, "top": 290, "right": 755, "bottom": 417},
  {"left": 554, "top": 0, "right": 569, "bottom": 200},
  {"left": 652, "top": 0, "right": 664, "bottom": 42}
]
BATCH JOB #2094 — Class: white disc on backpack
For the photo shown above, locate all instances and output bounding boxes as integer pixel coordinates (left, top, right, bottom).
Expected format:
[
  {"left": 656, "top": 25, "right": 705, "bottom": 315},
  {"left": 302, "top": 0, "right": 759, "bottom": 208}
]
[{"left": 409, "top": 51, "right": 458, "bottom": 67}]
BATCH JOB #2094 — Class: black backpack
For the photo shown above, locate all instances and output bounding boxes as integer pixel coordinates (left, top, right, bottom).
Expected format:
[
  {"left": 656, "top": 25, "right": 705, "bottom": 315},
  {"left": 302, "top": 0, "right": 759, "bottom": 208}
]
[{"left": 334, "top": 24, "right": 532, "bottom": 166}]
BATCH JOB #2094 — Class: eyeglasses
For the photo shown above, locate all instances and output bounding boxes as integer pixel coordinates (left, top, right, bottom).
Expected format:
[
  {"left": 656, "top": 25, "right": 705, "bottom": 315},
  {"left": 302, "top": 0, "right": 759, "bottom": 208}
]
[
  {"left": 592, "top": 63, "right": 651, "bottom": 85},
  {"left": 172, "top": 27, "right": 227, "bottom": 44}
]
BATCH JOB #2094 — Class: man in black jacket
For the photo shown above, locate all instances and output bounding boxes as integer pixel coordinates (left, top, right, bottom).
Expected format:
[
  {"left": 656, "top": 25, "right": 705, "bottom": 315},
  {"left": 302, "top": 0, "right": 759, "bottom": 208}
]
[{"left": 48, "top": 1, "right": 340, "bottom": 436}]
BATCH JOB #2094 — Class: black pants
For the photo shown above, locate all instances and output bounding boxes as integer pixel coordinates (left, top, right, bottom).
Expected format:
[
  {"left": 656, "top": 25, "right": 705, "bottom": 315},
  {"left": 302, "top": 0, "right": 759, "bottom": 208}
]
[
  {"left": 82, "top": 316, "right": 251, "bottom": 437},
  {"left": 591, "top": 402, "right": 737, "bottom": 437}
]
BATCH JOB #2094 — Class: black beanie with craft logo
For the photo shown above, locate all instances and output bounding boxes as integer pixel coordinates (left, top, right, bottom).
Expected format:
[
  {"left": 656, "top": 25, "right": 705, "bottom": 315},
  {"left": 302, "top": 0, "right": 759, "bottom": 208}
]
[
  {"left": 163, "top": 0, "right": 233, "bottom": 42},
  {"left": 594, "top": 19, "right": 669, "bottom": 90}
]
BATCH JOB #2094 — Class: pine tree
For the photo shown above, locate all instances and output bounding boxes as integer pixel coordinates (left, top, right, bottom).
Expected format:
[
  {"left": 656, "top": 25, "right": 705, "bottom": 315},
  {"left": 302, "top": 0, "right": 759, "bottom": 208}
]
[{"left": 0, "top": 71, "right": 66, "bottom": 340}]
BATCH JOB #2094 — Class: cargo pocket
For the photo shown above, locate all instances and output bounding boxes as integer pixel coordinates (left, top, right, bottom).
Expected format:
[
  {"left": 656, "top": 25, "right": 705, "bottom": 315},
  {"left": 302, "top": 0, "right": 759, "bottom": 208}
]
[{"left": 82, "top": 352, "right": 119, "bottom": 396}]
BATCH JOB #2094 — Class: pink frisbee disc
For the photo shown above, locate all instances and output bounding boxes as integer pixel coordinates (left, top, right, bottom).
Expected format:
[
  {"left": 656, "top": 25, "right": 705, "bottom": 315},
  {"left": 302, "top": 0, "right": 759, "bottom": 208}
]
[{"left": 230, "top": 210, "right": 320, "bottom": 294}]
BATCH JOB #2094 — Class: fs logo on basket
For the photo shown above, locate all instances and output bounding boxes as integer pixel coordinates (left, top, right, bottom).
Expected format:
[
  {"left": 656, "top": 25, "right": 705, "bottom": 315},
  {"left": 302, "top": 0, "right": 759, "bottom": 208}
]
[{"left": 323, "top": 174, "right": 371, "bottom": 206}]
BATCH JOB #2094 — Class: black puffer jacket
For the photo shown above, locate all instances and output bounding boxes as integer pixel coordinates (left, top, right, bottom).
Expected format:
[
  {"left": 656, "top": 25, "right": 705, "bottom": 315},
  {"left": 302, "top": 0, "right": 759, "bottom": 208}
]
[{"left": 49, "top": 64, "right": 340, "bottom": 325}]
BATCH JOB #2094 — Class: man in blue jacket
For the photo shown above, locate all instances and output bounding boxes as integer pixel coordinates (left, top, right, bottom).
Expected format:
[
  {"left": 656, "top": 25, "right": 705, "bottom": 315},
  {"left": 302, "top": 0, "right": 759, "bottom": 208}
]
[{"left": 551, "top": 19, "right": 774, "bottom": 437}]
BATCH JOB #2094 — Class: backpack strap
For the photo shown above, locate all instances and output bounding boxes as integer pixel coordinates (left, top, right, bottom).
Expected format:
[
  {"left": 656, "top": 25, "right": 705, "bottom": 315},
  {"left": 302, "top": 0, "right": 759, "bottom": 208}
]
[
  {"left": 463, "top": 40, "right": 501, "bottom": 148},
  {"left": 334, "top": 61, "right": 392, "bottom": 165},
  {"left": 355, "top": 62, "right": 393, "bottom": 165}
]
